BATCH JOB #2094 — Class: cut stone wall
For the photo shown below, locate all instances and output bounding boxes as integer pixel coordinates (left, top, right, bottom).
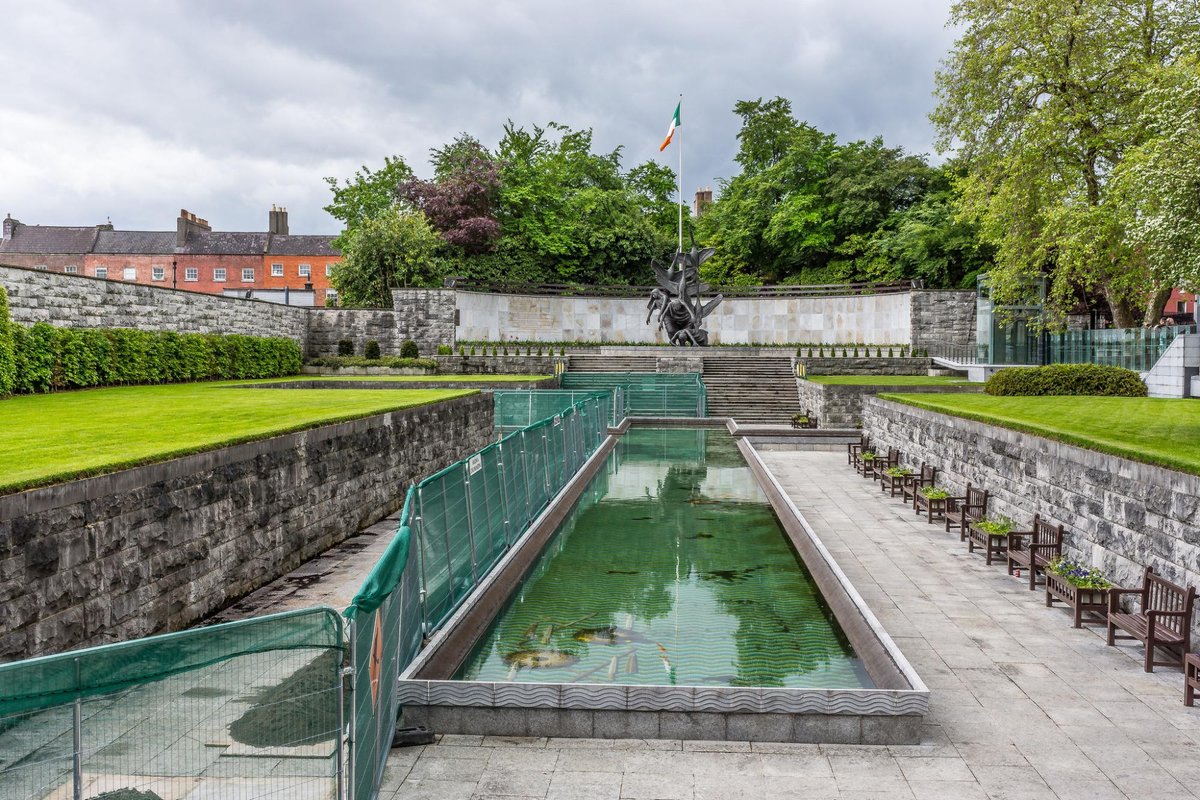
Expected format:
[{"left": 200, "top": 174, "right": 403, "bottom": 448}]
[
  {"left": 862, "top": 396, "right": 1200, "bottom": 641},
  {"left": 0, "top": 393, "right": 494, "bottom": 661},
  {"left": 0, "top": 264, "right": 308, "bottom": 342},
  {"left": 796, "top": 357, "right": 932, "bottom": 376},
  {"left": 796, "top": 382, "right": 983, "bottom": 428},
  {"left": 910, "top": 290, "right": 976, "bottom": 351},
  {"left": 433, "top": 354, "right": 563, "bottom": 375}
]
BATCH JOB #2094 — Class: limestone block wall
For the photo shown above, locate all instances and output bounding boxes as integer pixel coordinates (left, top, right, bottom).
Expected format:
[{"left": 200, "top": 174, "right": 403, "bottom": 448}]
[
  {"left": 0, "top": 392, "right": 494, "bottom": 661},
  {"left": 910, "top": 290, "right": 976, "bottom": 350},
  {"left": 796, "top": 357, "right": 932, "bottom": 376},
  {"left": 454, "top": 291, "right": 916, "bottom": 345},
  {"left": 796, "top": 382, "right": 983, "bottom": 428},
  {"left": 862, "top": 396, "right": 1200, "bottom": 641},
  {"left": 0, "top": 264, "right": 309, "bottom": 342}
]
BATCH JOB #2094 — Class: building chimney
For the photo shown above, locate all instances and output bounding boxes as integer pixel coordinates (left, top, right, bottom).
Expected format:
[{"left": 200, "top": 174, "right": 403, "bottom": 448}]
[
  {"left": 693, "top": 188, "right": 713, "bottom": 217},
  {"left": 176, "top": 208, "right": 212, "bottom": 248},
  {"left": 2, "top": 214, "right": 17, "bottom": 241},
  {"left": 268, "top": 205, "right": 289, "bottom": 235}
]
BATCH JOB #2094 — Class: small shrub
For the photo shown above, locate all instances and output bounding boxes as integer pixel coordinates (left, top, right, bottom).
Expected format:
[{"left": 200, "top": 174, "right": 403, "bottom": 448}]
[
  {"left": 364, "top": 340, "right": 382, "bottom": 360},
  {"left": 459, "top": 345, "right": 465, "bottom": 356},
  {"left": 399, "top": 339, "right": 419, "bottom": 359},
  {"left": 502, "top": 345, "right": 509, "bottom": 356},
  {"left": 876, "top": 347, "right": 882, "bottom": 357},
  {"left": 559, "top": 346, "right": 565, "bottom": 356},
  {"left": 337, "top": 339, "right": 354, "bottom": 356},
  {"left": 470, "top": 346, "right": 476, "bottom": 356},
  {"left": 985, "top": 364, "right": 1147, "bottom": 397},
  {"left": 536, "top": 346, "right": 543, "bottom": 356},
  {"left": 888, "top": 347, "right": 894, "bottom": 358},
  {"left": 0, "top": 286, "right": 15, "bottom": 396},
  {"left": 436, "top": 344, "right": 452, "bottom": 356}
]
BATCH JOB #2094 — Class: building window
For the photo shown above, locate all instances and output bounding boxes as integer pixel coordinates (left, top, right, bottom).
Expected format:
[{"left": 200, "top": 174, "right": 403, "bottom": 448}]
[
  {"left": 213, "top": 268, "right": 226, "bottom": 282},
  {"left": 242, "top": 268, "right": 255, "bottom": 282},
  {"left": 325, "top": 263, "right": 334, "bottom": 277},
  {"left": 64, "top": 265, "right": 78, "bottom": 274},
  {"left": 298, "top": 263, "right": 311, "bottom": 277},
  {"left": 152, "top": 266, "right": 165, "bottom": 281},
  {"left": 95, "top": 267, "right": 108, "bottom": 279},
  {"left": 123, "top": 267, "right": 137, "bottom": 281},
  {"left": 184, "top": 268, "right": 199, "bottom": 282},
  {"left": 325, "top": 290, "right": 338, "bottom": 307},
  {"left": 271, "top": 263, "right": 283, "bottom": 276}
]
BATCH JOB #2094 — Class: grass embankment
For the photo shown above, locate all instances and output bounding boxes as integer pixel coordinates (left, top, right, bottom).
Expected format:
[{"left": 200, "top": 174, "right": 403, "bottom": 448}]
[
  {"left": 807, "top": 375, "right": 971, "bottom": 386},
  {"left": 880, "top": 393, "right": 1200, "bottom": 476},
  {"left": 0, "top": 381, "right": 477, "bottom": 493}
]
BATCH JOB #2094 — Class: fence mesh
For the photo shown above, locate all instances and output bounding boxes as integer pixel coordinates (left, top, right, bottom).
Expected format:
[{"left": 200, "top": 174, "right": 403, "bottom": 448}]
[
  {"left": 0, "top": 608, "right": 344, "bottom": 800},
  {"left": 493, "top": 389, "right": 624, "bottom": 431},
  {"left": 343, "top": 392, "right": 609, "bottom": 800},
  {"left": 559, "top": 372, "right": 706, "bottom": 417}
]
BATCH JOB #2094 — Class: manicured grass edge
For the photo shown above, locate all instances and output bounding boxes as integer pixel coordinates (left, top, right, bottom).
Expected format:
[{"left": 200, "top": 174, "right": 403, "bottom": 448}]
[
  {"left": 0, "top": 390, "right": 478, "bottom": 495},
  {"left": 877, "top": 393, "right": 1199, "bottom": 477}
]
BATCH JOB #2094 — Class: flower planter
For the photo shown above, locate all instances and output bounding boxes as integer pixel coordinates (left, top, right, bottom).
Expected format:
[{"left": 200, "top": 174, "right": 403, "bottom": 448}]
[
  {"left": 966, "top": 523, "right": 1010, "bottom": 566},
  {"left": 1045, "top": 572, "right": 1110, "bottom": 628},
  {"left": 915, "top": 494, "right": 948, "bottom": 523}
]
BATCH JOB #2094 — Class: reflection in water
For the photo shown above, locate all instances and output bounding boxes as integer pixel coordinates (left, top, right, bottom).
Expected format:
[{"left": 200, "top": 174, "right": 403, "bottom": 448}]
[{"left": 453, "top": 428, "right": 873, "bottom": 689}]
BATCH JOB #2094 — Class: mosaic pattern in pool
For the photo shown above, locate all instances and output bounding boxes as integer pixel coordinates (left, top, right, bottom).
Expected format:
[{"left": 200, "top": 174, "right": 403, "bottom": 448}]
[{"left": 453, "top": 428, "right": 873, "bottom": 689}]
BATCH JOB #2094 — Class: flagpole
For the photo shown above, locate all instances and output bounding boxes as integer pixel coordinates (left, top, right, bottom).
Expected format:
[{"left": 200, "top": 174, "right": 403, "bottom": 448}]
[{"left": 677, "top": 93, "right": 683, "bottom": 254}]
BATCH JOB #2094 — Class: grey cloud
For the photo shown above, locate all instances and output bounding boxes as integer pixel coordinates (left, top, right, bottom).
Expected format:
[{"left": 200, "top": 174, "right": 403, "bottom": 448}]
[{"left": 0, "top": 0, "right": 957, "bottom": 236}]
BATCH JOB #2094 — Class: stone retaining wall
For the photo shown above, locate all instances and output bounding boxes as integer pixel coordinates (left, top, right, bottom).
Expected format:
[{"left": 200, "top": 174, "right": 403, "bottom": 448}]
[
  {"left": 0, "top": 393, "right": 493, "bottom": 661},
  {"left": 862, "top": 397, "right": 1200, "bottom": 641},
  {"left": 0, "top": 264, "right": 309, "bottom": 342},
  {"left": 796, "top": 357, "right": 932, "bottom": 376},
  {"left": 910, "top": 290, "right": 976, "bottom": 350},
  {"left": 796, "top": 382, "right": 982, "bottom": 428}
]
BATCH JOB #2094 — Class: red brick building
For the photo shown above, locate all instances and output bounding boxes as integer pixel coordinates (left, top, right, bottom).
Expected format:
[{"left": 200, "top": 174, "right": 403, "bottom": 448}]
[{"left": 1, "top": 208, "right": 341, "bottom": 307}]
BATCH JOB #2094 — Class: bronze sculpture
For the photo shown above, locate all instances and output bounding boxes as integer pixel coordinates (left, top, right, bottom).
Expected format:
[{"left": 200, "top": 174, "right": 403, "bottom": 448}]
[{"left": 645, "top": 246, "right": 723, "bottom": 346}]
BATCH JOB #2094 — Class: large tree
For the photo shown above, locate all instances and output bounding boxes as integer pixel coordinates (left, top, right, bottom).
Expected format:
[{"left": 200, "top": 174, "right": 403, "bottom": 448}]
[
  {"left": 323, "top": 156, "right": 413, "bottom": 241},
  {"left": 330, "top": 209, "right": 444, "bottom": 307},
  {"left": 932, "top": 0, "right": 1200, "bottom": 326}
]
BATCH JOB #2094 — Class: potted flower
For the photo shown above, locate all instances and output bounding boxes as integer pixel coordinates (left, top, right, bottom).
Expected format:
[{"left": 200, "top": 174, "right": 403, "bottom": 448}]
[
  {"left": 790, "top": 412, "right": 810, "bottom": 429},
  {"left": 884, "top": 466, "right": 912, "bottom": 478},
  {"left": 1044, "top": 557, "right": 1113, "bottom": 628},
  {"left": 880, "top": 465, "right": 913, "bottom": 498},
  {"left": 915, "top": 486, "right": 950, "bottom": 523},
  {"left": 919, "top": 486, "right": 948, "bottom": 500},
  {"left": 967, "top": 515, "right": 1015, "bottom": 564}
]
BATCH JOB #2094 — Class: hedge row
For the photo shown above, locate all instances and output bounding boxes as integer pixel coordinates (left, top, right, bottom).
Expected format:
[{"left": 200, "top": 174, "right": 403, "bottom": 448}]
[
  {"left": 0, "top": 287, "right": 15, "bottom": 396},
  {"left": 0, "top": 292, "right": 302, "bottom": 396},
  {"left": 985, "top": 364, "right": 1148, "bottom": 397}
]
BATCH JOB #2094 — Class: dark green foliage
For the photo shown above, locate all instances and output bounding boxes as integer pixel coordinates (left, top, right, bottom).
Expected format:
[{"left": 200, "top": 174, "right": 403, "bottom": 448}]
[
  {"left": 436, "top": 344, "right": 453, "bottom": 355},
  {"left": 0, "top": 286, "right": 15, "bottom": 396},
  {"left": 304, "top": 355, "right": 437, "bottom": 370},
  {"left": 985, "top": 364, "right": 1147, "bottom": 397},
  {"left": 4, "top": 324, "right": 301, "bottom": 395},
  {"left": 364, "top": 340, "right": 382, "bottom": 360},
  {"left": 399, "top": 339, "right": 420, "bottom": 359},
  {"left": 337, "top": 339, "right": 355, "bottom": 356}
]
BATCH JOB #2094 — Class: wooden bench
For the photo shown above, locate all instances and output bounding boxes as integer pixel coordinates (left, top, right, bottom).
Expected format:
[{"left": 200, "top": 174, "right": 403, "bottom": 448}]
[
  {"left": 1186, "top": 653, "right": 1199, "bottom": 706},
  {"left": 869, "top": 447, "right": 902, "bottom": 482},
  {"left": 901, "top": 463, "right": 937, "bottom": 510},
  {"left": 1006, "top": 514, "right": 1064, "bottom": 590},
  {"left": 1106, "top": 567, "right": 1196, "bottom": 672},
  {"left": 847, "top": 434, "right": 869, "bottom": 467},
  {"left": 791, "top": 409, "right": 818, "bottom": 429},
  {"left": 945, "top": 484, "right": 989, "bottom": 540}
]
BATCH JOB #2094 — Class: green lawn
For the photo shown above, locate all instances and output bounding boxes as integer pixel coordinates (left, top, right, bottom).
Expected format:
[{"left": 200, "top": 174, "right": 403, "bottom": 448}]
[
  {"left": 880, "top": 393, "right": 1200, "bottom": 475},
  {"left": 807, "top": 375, "right": 973, "bottom": 386},
  {"left": 0, "top": 382, "right": 477, "bottom": 493}
]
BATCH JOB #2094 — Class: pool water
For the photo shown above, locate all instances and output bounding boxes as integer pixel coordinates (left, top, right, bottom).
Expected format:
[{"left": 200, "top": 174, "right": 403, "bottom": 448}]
[{"left": 453, "top": 428, "right": 873, "bottom": 689}]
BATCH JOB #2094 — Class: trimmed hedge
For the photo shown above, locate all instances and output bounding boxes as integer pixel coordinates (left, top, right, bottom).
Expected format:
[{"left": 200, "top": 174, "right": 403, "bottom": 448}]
[
  {"left": 985, "top": 364, "right": 1147, "bottom": 397},
  {"left": 305, "top": 355, "right": 437, "bottom": 370},
  {"left": 4, "top": 321, "right": 301, "bottom": 395},
  {"left": 0, "top": 286, "right": 15, "bottom": 396}
]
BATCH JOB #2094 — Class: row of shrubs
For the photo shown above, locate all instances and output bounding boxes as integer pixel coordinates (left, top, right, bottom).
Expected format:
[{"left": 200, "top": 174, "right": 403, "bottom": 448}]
[
  {"left": 0, "top": 286, "right": 302, "bottom": 396},
  {"left": 337, "top": 338, "right": 423, "bottom": 359},
  {"left": 985, "top": 364, "right": 1148, "bottom": 397},
  {"left": 306, "top": 356, "right": 438, "bottom": 370}
]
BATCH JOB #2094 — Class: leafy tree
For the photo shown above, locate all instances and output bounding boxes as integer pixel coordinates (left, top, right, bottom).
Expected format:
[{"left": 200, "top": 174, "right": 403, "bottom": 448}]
[
  {"left": 323, "top": 156, "right": 413, "bottom": 239},
  {"left": 331, "top": 209, "right": 444, "bottom": 307},
  {"left": 932, "top": 0, "right": 1200, "bottom": 326},
  {"left": 400, "top": 134, "right": 502, "bottom": 254}
]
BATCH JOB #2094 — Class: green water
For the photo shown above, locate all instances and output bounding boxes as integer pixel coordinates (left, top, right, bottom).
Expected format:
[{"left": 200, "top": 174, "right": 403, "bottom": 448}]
[{"left": 453, "top": 428, "right": 873, "bottom": 689}]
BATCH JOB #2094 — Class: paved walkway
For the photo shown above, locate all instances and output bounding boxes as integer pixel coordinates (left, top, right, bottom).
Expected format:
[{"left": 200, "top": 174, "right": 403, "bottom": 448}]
[{"left": 381, "top": 448, "right": 1199, "bottom": 800}]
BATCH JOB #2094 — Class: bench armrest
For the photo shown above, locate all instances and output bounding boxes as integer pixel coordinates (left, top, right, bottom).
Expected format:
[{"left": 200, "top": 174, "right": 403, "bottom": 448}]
[
  {"left": 1147, "top": 609, "right": 1189, "bottom": 618},
  {"left": 1108, "top": 586, "right": 1143, "bottom": 612}
]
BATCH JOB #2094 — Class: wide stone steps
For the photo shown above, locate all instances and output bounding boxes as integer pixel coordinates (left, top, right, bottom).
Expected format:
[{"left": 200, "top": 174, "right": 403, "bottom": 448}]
[
  {"left": 700, "top": 357, "right": 801, "bottom": 424},
  {"left": 567, "top": 354, "right": 658, "bottom": 372}
]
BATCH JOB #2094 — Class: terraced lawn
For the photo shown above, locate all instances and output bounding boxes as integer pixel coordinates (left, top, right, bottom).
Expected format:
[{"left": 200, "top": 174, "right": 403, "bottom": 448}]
[
  {"left": 881, "top": 393, "right": 1200, "bottom": 475},
  {"left": 0, "top": 381, "right": 477, "bottom": 492}
]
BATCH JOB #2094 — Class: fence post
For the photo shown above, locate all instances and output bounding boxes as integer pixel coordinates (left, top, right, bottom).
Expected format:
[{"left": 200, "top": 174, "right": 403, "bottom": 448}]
[
  {"left": 462, "top": 471, "right": 479, "bottom": 584},
  {"left": 73, "top": 657, "right": 82, "bottom": 800},
  {"left": 497, "top": 441, "right": 512, "bottom": 545},
  {"left": 346, "top": 622, "right": 357, "bottom": 800},
  {"left": 336, "top": 641, "right": 347, "bottom": 800}
]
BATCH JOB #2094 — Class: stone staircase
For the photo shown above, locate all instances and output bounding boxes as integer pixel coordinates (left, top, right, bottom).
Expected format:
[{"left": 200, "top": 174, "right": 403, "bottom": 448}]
[
  {"left": 567, "top": 353, "right": 658, "bottom": 372},
  {"left": 702, "top": 357, "right": 800, "bottom": 424}
]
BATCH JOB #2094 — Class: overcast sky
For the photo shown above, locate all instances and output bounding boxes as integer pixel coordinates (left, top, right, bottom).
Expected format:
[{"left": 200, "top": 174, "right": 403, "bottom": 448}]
[{"left": 0, "top": 0, "right": 958, "bottom": 236}]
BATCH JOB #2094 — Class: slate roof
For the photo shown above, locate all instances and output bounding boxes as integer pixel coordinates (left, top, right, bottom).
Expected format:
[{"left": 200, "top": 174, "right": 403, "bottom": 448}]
[
  {"left": 266, "top": 234, "right": 339, "bottom": 257},
  {"left": 93, "top": 230, "right": 175, "bottom": 255},
  {"left": 179, "top": 231, "right": 270, "bottom": 255},
  {"left": 0, "top": 225, "right": 99, "bottom": 254}
]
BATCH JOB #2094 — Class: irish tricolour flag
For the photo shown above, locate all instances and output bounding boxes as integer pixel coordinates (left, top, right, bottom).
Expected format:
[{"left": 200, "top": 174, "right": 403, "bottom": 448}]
[{"left": 659, "top": 101, "right": 681, "bottom": 151}]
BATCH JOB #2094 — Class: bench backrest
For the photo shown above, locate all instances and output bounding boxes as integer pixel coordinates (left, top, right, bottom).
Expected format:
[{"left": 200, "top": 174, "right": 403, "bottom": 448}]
[
  {"left": 1031, "top": 514, "right": 1064, "bottom": 547},
  {"left": 883, "top": 447, "right": 901, "bottom": 466},
  {"left": 964, "top": 486, "right": 988, "bottom": 519},
  {"left": 918, "top": 463, "right": 937, "bottom": 486},
  {"left": 1139, "top": 568, "right": 1197, "bottom": 637}
]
